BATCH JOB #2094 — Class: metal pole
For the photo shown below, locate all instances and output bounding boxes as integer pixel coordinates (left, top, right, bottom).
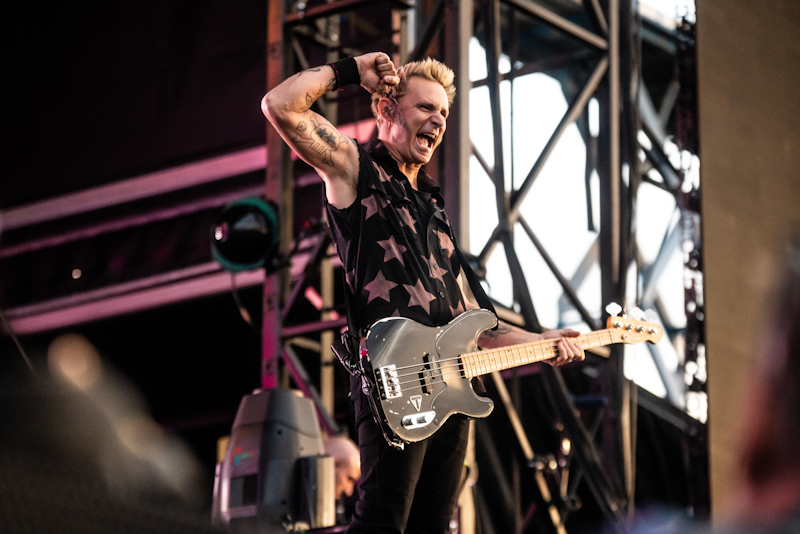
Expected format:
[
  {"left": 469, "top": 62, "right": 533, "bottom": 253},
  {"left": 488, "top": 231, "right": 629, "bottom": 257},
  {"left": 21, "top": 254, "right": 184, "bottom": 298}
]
[
  {"left": 263, "top": 0, "right": 291, "bottom": 389},
  {"left": 442, "top": 0, "right": 472, "bottom": 246}
]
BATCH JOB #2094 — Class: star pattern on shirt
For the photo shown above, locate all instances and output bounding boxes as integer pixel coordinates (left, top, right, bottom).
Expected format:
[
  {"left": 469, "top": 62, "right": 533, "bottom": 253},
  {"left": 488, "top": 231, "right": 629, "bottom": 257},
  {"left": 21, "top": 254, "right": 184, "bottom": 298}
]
[
  {"left": 373, "top": 162, "right": 392, "bottom": 182},
  {"left": 362, "top": 196, "right": 383, "bottom": 220},
  {"left": 326, "top": 143, "right": 468, "bottom": 333},
  {"left": 403, "top": 279, "right": 437, "bottom": 315},
  {"left": 436, "top": 229, "right": 455, "bottom": 257},
  {"left": 396, "top": 206, "right": 417, "bottom": 234},
  {"left": 364, "top": 271, "right": 398, "bottom": 304},
  {"left": 378, "top": 236, "right": 407, "bottom": 266},
  {"left": 449, "top": 301, "right": 465, "bottom": 318},
  {"left": 425, "top": 253, "right": 448, "bottom": 282}
]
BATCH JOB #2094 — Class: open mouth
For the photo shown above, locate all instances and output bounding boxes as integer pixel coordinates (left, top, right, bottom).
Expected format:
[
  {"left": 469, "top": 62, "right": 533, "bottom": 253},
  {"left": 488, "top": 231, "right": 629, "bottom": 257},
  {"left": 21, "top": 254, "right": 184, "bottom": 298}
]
[{"left": 416, "top": 132, "right": 436, "bottom": 151}]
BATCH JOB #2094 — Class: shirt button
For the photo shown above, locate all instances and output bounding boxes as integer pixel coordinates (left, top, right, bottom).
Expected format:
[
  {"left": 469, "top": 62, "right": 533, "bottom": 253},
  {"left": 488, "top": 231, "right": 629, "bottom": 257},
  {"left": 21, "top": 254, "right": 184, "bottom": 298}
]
[{"left": 439, "top": 291, "right": 445, "bottom": 298}]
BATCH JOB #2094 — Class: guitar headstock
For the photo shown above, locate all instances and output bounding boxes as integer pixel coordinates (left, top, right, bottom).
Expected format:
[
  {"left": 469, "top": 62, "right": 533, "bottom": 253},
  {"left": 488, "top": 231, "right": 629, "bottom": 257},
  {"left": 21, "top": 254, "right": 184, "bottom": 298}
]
[{"left": 605, "top": 316, "right": 663, "bottom": 344}]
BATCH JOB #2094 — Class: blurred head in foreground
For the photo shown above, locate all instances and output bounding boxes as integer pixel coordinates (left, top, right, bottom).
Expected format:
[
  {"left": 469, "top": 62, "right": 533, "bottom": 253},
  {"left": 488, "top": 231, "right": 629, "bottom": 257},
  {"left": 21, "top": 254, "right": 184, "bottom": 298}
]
[
  {"left": 0, "top": 333, "right": 219, "bottom": 533},
  {"left": 726, "top": 233, "right": 800, "bottom": 528},
  {"left": 324, "top": 435, "right": 361, "bottom": 499}
]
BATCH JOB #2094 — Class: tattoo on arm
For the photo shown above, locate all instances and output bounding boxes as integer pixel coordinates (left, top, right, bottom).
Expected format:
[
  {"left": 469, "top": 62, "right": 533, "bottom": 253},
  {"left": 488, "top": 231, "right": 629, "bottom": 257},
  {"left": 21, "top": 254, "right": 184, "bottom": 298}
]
[
  {"left": 325, "top": 76, "right": 336, "bottom": 93},
  {"left": 298, "top": 93, "right": 314, "bottom": 112},
  {"left": 291, "top": 112, "right": 347, "bottom": 167},
  {"left": 295, "top": 67, "right": 322, "bottom": 79},
  {"left": 481, "top": 324, "right": 512, "bottom": 340}
]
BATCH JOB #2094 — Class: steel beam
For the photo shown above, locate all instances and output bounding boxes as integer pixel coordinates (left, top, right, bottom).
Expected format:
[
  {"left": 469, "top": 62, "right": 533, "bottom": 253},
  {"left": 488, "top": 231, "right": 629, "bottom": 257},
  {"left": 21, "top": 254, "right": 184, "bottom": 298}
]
[
  {"left": 263, "top": 0, "right": 290, "bottom": 389},
  {"left": 442, "top": 0, "right": 472, "bottom": 245},
  {"left": 518, "top": 216, "right": 601, "bottom": 330},
  {"left": 407, "top": 0, "right": 445, "bottom": 63},
  {"left": 477, "top": 56, "right": 609, "bottom": 267},
  {"left": 0, "top": 146, "right": 267, "bottom": 231},
  {"left": 285, "top": 0, "right": 412, "bottom": 25},
  {"left": 470, "top": 48, "right": 596, "bottom": 89},
  {"left": 491, "top": 371, "right": 568, "bottom": 534},
  {"left": 503, "top": 0, "right": 609, "bottom": 50}
]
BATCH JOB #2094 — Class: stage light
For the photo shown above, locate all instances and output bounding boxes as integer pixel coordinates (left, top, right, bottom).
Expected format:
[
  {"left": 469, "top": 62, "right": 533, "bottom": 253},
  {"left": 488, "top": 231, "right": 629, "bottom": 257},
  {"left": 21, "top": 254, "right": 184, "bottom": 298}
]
[
  {"left": 211, "top": 197, "right": 279, "bottom": 272},
  {"left": 212, "top": 388, "right": 336, "bottom": 531}
]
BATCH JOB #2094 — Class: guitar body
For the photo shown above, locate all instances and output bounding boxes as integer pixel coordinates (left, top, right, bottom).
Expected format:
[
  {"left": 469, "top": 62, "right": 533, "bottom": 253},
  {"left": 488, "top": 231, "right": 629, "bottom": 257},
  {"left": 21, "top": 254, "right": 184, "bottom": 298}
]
[
  {"left": 359, "top": 307, "right": 661, "bottom": 447},
  {"left": 362, "top": 309, "right": 497, "bottom": 446}
]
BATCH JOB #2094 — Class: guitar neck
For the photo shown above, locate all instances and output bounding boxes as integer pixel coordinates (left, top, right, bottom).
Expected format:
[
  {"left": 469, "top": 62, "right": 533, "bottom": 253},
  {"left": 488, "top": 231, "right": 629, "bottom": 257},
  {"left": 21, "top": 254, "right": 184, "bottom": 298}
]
[{"left": 461, "top": 329, "right": 619, "bottom": 378}]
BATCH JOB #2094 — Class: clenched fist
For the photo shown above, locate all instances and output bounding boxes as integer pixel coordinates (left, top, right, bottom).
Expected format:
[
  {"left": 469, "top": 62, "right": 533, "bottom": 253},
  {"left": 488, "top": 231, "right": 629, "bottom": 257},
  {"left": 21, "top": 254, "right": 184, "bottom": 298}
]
[{"left": 356, "top": 52, "right": 400, "bottom": 94}]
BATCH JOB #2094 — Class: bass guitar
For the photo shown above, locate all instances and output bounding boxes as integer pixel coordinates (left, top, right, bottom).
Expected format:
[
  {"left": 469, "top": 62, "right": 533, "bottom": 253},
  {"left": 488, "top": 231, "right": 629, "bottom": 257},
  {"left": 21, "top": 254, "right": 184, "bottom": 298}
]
[{"left": 359, "top": 308, "right": 662, "bottom": 449}]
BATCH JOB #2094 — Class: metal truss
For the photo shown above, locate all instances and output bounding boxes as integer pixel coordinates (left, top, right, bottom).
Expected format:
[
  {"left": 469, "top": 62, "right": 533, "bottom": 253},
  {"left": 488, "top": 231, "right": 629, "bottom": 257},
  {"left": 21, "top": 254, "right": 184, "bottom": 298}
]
[
  {"left": 434, "top": 0, "right": 633, "bottom": 530},
  {"left": 439, "top": 0, "right": 706, "bottom": 530}
]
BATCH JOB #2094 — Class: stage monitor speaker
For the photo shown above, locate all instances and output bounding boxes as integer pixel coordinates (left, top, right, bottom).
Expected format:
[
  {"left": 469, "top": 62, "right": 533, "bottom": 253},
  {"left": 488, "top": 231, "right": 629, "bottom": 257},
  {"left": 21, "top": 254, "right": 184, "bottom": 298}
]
[{"left": 212, "top": 388, "right": 335, "bottom": 533}]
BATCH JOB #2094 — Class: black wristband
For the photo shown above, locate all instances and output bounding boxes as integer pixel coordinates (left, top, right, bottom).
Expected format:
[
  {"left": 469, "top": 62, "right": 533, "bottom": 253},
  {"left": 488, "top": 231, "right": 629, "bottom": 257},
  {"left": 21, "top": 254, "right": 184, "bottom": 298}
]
[{"left": 327, "top": 57, "right": 359, "bottom": 90}]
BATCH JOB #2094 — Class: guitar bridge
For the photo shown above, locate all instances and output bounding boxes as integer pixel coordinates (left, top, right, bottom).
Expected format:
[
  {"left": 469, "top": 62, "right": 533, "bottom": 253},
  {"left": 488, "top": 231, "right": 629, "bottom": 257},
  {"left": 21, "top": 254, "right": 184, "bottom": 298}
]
[{"left": 377, "top": 365, "right": 402, "bottom": 400}]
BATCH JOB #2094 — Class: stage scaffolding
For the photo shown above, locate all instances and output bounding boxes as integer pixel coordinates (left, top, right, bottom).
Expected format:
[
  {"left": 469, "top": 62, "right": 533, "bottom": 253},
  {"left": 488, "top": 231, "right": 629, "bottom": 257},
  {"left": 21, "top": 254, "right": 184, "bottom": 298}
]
[{"left": 261, "top": 0, "right": 706, "bottom": 532}]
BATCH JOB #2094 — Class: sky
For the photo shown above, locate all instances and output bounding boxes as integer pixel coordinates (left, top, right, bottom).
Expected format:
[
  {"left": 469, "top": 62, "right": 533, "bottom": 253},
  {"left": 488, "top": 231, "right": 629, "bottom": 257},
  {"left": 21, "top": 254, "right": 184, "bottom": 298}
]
[{"left": 464, "top": 0, "right": 702, "bottom": 415}]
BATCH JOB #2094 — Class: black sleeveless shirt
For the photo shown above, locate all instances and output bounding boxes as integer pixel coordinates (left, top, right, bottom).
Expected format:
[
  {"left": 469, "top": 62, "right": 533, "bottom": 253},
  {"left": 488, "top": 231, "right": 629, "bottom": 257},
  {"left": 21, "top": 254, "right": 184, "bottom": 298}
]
[{"left": 325, "top": 140, "right": 466, "bottom": 336}]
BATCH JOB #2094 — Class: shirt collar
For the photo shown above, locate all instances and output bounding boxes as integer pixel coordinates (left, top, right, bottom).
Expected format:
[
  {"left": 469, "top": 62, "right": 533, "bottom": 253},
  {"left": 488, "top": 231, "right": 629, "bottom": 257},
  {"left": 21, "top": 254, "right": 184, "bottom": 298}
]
[{"left": 366, "top": 139, "right": 445, "bottom": 204}]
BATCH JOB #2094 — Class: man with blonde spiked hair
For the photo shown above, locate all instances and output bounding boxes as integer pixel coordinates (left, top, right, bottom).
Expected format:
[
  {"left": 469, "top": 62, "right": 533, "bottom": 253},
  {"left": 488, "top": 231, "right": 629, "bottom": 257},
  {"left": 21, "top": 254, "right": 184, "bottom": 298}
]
[{"left": 263, "top": 52, "right": 583, "bottom": 533}]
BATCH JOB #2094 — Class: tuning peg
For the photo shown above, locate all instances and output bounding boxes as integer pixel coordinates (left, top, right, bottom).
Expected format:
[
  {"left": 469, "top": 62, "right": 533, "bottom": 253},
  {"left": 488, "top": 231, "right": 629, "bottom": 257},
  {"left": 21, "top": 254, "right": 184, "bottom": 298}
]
[
  {"left": 630, "top": 307, "right": 647, "bottom": 321},
  {"left": 605, "top": 302, "right": 622, "bottom": 317},
  {"left": 645, "top": 309, "right": 657, "bottom": 322}
]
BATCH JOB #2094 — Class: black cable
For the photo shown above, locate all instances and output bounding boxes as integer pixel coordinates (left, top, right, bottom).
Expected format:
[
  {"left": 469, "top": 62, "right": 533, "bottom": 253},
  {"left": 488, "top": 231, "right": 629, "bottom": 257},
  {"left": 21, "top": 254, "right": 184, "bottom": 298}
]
[
  {"left": 229, "top": 273, "right": 259, "bottom": 336},
  {"left": 0, "top": 307, "right": 38, "bottom": 378}
]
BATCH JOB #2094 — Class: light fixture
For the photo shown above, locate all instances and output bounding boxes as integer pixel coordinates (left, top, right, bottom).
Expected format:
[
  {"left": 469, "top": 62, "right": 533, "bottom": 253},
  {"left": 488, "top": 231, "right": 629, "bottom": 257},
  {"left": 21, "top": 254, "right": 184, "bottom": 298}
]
[{"left": 211, "top": 197, "right": 279, "bottom": 272}]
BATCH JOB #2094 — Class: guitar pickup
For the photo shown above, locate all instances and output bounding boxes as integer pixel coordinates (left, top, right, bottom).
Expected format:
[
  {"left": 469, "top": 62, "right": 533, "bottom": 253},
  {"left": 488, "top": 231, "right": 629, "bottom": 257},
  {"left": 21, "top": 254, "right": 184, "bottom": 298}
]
[
  {"left": 402, "top": 411, "right": 436, "bottom": 430},
  {"left": 377, "top": 365, "right": 402, "bottom": 400},
  {"left": 418, "top": 354, "right": 433, "bottom": 394}
]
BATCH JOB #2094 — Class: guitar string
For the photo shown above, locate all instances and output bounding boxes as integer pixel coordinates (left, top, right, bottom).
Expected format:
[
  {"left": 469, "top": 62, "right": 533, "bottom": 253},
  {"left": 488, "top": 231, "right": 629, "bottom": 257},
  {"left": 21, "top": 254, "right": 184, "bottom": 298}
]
[
  {"left": 384, "top": 329, "right": 613, "bottom": 378},
  {"left": 384, "top": 338, "right": 566, "bottom": 375},
  {"left": 391, "top": 349, "right": 572, "bottom": 390},
  {"left": 392, "top": 351, "right": 579, "bottom": 392},
  {"left": 389, "top": 344, "right": 575, "bottom": 390},
  {"left": 391, "top": 361, "right": 487, "bottom": 390},
  {"left": 383, "top": 331, "right": 617, "bottom": 393},
  {"left": 389, "top": 346, "right": 556, "bottom": 382},
  {"left": 386, "top": 348, "right": 554, "bottom": 385}
]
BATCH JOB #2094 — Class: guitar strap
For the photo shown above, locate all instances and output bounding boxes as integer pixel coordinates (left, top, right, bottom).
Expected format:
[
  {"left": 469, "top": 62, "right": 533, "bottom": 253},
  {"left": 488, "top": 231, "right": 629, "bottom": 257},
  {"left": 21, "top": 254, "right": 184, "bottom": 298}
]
[
  {"left": 453, "top": 246, "right": 498, "bottom": 329},
  {"left": 331, "top": 269, "right": 363, "bottom": 376}
]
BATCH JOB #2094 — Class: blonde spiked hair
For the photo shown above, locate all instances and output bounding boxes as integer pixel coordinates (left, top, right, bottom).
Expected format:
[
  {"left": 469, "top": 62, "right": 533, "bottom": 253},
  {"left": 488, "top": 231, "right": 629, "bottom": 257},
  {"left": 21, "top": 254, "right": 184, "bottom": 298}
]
[{"left": 371, "top": 57, "right": 456, "bottom": 125}]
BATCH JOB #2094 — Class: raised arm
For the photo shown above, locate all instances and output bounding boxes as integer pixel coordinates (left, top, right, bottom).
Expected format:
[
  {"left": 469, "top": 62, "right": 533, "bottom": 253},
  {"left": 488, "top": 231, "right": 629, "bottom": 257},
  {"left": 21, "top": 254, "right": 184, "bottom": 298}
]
[{"left": 261, "top": 53, "right": 398, "bottom": 209}]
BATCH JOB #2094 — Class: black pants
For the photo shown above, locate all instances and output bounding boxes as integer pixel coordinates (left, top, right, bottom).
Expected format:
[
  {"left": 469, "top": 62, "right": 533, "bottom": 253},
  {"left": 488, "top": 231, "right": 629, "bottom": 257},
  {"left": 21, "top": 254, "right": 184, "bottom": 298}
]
[{"left": 347, "top": 375, "right": 469, "bottom": 534}]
